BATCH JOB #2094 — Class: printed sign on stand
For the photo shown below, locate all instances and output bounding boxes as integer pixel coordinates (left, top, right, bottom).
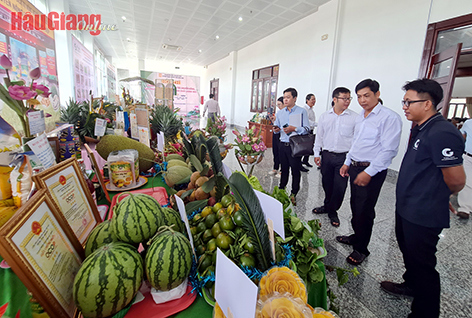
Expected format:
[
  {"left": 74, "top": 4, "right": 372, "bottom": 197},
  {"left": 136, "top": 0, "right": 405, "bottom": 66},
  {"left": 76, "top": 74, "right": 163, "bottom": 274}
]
[
  {"left": 27, "top": 110, "right": 46, "bottom": 135},
  {"left": 130, "top": 113, "right": 138, "bottom": 139},
  {"left": 94, "top": 118, "right": 107, "bottom": 137},
  {"left": 27, "top": 133, "right": 56, "bottom": 169}
]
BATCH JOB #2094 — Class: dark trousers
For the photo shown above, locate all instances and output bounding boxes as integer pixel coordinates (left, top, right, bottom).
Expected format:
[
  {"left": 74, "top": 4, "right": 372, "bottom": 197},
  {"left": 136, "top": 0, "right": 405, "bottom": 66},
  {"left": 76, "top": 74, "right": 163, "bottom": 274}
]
[
  {"left": 396, "top": 214, "right": 442, "bottom": 318},
  {"left": 321, "top": 151, "right": 349, "bottom": 218},
  {"left": 272, "top": 133, "right": 280, "bottom": 170},
  {"left": 209, "top": 112, "right": 217, "bottom": 121},
  {"left": 301, "top": 130, "right": 314, "bottom": 164},
  {"left": 349, "top": 166, "right": 387, "bottom": 255},
  {"left": 279, "top": 143, "right": 302, "bottom": 195}
]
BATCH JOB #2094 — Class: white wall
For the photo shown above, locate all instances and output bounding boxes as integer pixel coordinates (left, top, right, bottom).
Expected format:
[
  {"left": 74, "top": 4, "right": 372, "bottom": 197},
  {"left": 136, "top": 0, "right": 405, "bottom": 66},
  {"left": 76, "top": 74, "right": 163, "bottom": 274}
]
[{"left": 203, "top": 0, "right": 472, "bottom": 171}]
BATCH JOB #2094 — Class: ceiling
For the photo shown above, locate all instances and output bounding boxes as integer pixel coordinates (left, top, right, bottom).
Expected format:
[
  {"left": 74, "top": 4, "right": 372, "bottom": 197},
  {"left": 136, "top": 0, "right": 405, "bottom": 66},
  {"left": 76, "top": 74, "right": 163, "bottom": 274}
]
[{"left": 68, "top": 0, "right": 330, "bottom": 68}]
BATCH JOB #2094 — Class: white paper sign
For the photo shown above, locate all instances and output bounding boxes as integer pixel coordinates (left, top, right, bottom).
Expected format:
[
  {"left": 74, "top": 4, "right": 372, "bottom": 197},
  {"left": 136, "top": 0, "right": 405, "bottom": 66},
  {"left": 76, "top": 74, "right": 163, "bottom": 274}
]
[
  {"left": 254, "top": 190, "right": 285, "bottom": 240},
  {"left": 138, "top": 127, "right": 150, "bottom": 148},
  {"left": 222, "top": 163, "right": 232, "bottom": 179},
  {"left": 94, "top": 118, "right": 107, "bottom": 137},
  {"left": 215, "top": 249, "right": 258, "bottom": 318},
  {"left": 27, "top": 110, "right": 46, "bottom": 135},
  {"left": 26, "top": 133, "right": 56, "bottom": 168},
  {"left": 130, "top": 113, "right": 138, "bottom": 139},
  {"left": 157, "top": 131, "right": 165, "bottom": 152},
  {"left": 174, "top": 195, "right": 195, "bottom": 258}
]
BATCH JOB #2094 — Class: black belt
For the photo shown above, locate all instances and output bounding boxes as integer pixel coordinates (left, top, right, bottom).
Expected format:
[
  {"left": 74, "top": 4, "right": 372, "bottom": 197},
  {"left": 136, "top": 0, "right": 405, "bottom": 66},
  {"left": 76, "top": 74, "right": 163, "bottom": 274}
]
[
  {"left": 351, "top": 160, "right": 370, "bottom": 167},
  {"left": 282, "top": 142, "right": 291, "bottom": 146},
  {"left": 466, "top": 152, "right": 472, "bottom": 158},
  {"left": 323, "top": 150, "right": 348, "bottom": 155}
]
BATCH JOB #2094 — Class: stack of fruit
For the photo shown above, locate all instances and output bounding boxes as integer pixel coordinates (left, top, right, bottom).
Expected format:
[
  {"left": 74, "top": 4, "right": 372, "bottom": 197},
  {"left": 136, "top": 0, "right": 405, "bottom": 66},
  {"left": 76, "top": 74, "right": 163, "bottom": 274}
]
[{"left": 73, "top": 193, "right": 192, "bottom": 318}]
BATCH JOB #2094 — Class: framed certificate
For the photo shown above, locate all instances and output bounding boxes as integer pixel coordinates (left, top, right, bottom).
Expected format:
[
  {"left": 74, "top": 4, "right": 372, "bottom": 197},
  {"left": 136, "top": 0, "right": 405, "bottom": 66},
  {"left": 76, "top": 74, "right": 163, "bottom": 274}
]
[
  {"left": 0, "top": 189, "right": 83, "bottom": 317},
  {"left": 33, "top": 158, "right": 101, "bottom": 244},
  {"left": 84, "top": 144, "right": 111, "bottom": 203}
]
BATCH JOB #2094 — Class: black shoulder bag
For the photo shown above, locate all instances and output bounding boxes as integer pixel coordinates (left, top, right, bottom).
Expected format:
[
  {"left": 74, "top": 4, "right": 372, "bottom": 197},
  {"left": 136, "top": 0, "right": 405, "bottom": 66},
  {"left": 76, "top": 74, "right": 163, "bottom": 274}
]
[{"left": 289, "top": 113, "right": 315, "bottom": 157}]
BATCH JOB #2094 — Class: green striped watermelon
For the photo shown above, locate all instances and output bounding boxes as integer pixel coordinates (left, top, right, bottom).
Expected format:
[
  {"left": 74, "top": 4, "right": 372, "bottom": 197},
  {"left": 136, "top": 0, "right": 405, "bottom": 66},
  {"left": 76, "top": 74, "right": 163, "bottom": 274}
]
[
  {"left": 112, "top": 193, "right": 163, "bottom": 244},
  {"left": 161, "top": 207, "right": 184, "bottom": 233},
  {"left": 73, "top": 242, "right": 143, "bottom": 318},
  {"left": 84, "top": 220, "right": 118, "bottom": 257},
  {"left": 145, "top": 230, "right": 193, "bottom": 291}
]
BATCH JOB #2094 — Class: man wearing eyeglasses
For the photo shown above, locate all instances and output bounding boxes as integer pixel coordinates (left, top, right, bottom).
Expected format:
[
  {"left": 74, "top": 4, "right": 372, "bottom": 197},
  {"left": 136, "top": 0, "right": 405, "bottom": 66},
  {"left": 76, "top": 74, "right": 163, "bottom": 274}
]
[
  {"left": 380, "top": 79, "right": 465, "bottom": 318},
  {"left": 312, "top": 87, "right": 357, "bottom": 227},
  {"left": 336, "top": 79, "right": 402, "bottom": 266}
]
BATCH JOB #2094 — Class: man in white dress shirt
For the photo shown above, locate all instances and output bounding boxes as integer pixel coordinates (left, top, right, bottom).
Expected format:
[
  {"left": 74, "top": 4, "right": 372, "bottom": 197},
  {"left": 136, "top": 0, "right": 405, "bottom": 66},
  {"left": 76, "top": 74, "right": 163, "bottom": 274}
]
[
  {"left": 337, "top": 79, "right": 402, "bottom": 265},
  {"left": 202, "top": 94, "right": 220, "bottom": 121},
  {"left": 312, "top": 87, "right": 357, "bottom": 227},
  {"left": 301, "top": 94, "right": 317, "bottom": 171}
]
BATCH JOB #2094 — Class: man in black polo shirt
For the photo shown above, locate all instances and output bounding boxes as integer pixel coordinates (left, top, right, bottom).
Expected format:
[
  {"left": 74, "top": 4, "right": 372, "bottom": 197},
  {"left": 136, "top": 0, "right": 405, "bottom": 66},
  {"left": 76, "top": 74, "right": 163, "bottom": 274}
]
[{"left": 381, "top": 79, "right": 465, "bottom": 318}]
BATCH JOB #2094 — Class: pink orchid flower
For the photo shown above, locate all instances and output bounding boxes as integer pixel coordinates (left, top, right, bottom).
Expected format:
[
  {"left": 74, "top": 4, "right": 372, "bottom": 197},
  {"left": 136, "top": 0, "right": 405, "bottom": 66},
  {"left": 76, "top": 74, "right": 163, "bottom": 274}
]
[
  {"left": 232, "top": 130, "right": 240, "bottom": 136},
  {"left": 252, "top": 143, "right": 260, "bottom": 152},
  {"left": 29, "top": 67, "right": 41, "bottom": 80},
  {"left": 242, "top": 135, "right": 250, "bottom": 143},
  {"left": 259, "top": 142, "right": 267, "bottom": 151},
  {"left": 8, "top": 85, "right": 37, "bottom": 100},
  {"left": 0, "top": 54, "right": 12, "bottom": 70}
]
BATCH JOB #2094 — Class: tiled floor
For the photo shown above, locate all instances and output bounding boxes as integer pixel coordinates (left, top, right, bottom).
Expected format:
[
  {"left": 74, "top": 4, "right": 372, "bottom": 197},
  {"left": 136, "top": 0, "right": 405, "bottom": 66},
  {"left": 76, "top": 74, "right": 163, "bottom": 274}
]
[{"left": 220, "top": 126, "right": 472, "bottom": 318}]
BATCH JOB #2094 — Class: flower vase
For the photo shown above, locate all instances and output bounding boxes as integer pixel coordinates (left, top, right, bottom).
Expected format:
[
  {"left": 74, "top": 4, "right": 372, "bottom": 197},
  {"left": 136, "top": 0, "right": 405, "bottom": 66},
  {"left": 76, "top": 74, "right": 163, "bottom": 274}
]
[{"left": 236, "top": 153, "right": 264, "bottom": 176}]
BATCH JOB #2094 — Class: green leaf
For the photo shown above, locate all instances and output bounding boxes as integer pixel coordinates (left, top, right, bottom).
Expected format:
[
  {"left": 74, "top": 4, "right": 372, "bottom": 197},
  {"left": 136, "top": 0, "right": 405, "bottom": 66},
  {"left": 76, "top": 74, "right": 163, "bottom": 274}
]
[
  {"left": 181, "top": 189, "right": 194, "bottom": 200},
  {"left": 205, "top": 136, "right": 223, "bottom": 175},
  {"left": 185, "top": 199, "right": 209, "bottom": 215},
  {"left": 182, "top": 135, "right": 194, "bottom": 157},
  {"left": 201, "top": 165, "right": 210, "bottom": 177},
  {"left": 214, "top": 173, "right": 229, "bottom": 202},
  {"left": 200, "top": 176, "right": 216, "bottom": 193},
  {"left": 189, "top": 154, "right": 203, "bottom": 172},
  {"left": 227, "top": 173, "right": 272, "bottom": 271}
]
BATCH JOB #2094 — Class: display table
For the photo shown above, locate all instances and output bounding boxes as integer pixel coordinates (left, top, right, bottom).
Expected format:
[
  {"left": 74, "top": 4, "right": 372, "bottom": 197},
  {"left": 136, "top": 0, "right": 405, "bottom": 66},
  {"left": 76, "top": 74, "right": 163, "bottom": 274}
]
[
  {"left": 0, "top": 174, "right": 328, "bottom": 318},
  {"left": 248, "top": 122, "right": 274, "bottom": 148}
]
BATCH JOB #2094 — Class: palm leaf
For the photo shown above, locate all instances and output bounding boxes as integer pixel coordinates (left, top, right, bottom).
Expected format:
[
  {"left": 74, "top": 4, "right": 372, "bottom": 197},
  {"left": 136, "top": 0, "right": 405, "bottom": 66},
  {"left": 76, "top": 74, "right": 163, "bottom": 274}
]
[
  {"left": 227, "top": 173, "right": 272, "bottom": 270},
  {"left": 206, "top": 136, "right": 223, "bottom": 175},
  {"left": 119, "top": 76, "right": 155, "bottom": 86},
  {"left": 182, "top": 135, "right": 194, "bottom": 157}
]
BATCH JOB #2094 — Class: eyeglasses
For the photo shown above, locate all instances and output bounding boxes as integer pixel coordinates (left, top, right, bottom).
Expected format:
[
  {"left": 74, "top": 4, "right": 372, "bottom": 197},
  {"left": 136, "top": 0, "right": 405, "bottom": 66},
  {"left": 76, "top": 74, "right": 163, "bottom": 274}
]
[
  {"left": 401, "top": 100, "right": 427, "bottom": 107},
  {"left": 336, "top": 97, "right": 352, "bottom": 101}
]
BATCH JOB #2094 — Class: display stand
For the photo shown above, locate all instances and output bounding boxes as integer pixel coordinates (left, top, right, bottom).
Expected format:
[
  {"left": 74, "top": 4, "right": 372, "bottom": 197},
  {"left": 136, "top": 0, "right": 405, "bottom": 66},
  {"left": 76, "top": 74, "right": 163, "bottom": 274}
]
[{"left": 248, "top": 122, "right": 273, "bottom": 148}]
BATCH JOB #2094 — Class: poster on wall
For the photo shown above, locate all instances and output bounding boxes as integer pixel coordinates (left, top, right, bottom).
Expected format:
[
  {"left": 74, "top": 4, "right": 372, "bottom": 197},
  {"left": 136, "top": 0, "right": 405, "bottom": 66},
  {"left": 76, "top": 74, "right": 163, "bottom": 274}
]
[
  {"left": 140, "top": 71, "right": 201, "bottom": 116},
  {"left": 71, "top": 35, "right": 94, "bottom": 103},
  {"left": 0, "top": 0, "right": 61, "bottom": 132},
  {"left": 106, "top": 59, "right": 117, "bottom": 102}
]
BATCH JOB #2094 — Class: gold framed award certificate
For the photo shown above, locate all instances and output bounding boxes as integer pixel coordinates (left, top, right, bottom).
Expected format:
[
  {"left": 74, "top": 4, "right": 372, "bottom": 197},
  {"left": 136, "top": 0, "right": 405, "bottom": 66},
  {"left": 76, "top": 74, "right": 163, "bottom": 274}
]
[
  {"left": 33, "top": 158, "right": 101, "bottom": 244},
  {"left": 0, "top": 189, "right": 83, "bottom": 317}
]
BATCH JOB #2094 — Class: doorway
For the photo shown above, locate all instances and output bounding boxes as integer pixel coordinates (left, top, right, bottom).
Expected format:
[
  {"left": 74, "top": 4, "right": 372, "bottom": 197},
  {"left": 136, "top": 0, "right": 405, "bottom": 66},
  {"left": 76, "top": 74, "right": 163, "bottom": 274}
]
[
  {"left": 210, "top": 79, "right": 219, "bottom": 101},
  {"left": 420, "top": 13, "right": 472, "bottom": 121}
]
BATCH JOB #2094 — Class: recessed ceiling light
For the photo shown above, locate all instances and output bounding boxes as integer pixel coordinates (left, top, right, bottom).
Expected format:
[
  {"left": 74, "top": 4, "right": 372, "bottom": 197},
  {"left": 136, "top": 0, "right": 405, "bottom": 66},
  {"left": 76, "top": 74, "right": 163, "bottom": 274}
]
[
  {"left": 121, "top": 16, "right": 126, "bottom": 21},
  {"left": 126, "top": 37, "right": 131, "bottom": 42},
  {"left": 198, "top": 49, "right": 202, "bottom": 53},
  {"left": 238, "top": 16, "right": 243, "bottom": 22},
  {"left": 215, "top": 35, "right": 219, "bottom": 40}
]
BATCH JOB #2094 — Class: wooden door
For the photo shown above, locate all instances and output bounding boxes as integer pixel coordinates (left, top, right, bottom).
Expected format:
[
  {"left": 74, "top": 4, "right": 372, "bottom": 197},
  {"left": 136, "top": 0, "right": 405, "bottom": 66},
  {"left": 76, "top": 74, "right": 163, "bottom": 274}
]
[{"left": 422, "top": 43, "right": 462, "bottom": 116}]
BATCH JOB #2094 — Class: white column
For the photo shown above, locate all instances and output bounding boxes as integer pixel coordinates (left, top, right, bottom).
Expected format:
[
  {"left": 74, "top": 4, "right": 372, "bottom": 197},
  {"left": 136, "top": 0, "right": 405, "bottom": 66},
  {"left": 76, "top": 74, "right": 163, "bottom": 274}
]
[{"left": 48, "top": 0, "right": 73, "bottom": 107}]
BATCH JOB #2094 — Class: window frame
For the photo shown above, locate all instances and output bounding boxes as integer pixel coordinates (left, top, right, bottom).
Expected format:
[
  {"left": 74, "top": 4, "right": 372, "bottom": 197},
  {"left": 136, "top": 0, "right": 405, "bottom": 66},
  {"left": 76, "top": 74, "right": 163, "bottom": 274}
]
[{"left": 250, "top": 64, "right": 279, "bottom": 113}]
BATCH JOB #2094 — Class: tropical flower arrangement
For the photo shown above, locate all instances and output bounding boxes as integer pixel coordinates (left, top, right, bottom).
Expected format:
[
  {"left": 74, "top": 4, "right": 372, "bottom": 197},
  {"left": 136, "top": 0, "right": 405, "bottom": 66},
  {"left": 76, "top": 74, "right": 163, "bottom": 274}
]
[
  {"left": 233, "top": 127, "right": 267, "bottom": 159},
  {"left": 205, "top": 115, "right": 227, "bottom": 141},
  {"left": 0, "top": 54, "right": 51, "bottom": 138}
]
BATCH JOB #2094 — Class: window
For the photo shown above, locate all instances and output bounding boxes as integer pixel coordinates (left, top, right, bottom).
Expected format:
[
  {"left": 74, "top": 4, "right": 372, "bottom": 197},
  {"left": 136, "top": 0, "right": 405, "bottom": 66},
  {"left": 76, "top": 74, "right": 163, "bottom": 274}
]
[{"left": 250, "top": 64, "right": 279, "bottom": 112}]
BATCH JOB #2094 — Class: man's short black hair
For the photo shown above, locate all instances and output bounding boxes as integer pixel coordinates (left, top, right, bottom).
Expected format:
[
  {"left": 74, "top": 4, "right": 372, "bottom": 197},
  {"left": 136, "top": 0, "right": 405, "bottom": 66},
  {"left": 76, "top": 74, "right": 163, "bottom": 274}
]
[
  {"left": 277, "top": 96, "right": 284, "bottom": 103},
  {"left": 331, "top": 87, "right": 350, "bottom": 106},
  {"left": 306, "top": 93, "right": 315, "bottom": 102},
  {"left": 355, "top": 79, "right": 380, "bottom": 94},
  {"left": 284, "top": 87, "right": 298, "bottom": 98},
  {"left": 209, "top": 93, "right": 214, "bottom": 98},
  {"left": 402, "top": 78, "right": 443, "bottom": 109}
]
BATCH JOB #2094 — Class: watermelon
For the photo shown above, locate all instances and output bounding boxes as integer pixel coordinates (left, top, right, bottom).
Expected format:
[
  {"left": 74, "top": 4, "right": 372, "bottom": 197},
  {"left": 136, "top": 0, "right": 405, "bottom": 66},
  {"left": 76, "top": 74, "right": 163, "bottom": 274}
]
[
  {"left": 84, "top": 220, "right": 119, "bottom": 257},
  {"left": 73, "top": 242, "right": 143, "bottom": 318},
  {"left": 112, "top": 193, "right": 163, "bottom": 244},
  {"left": 161, "top": 207, "right": 184, "bottom": 232},
  {"left": 145, "top": 230, "right": 193, "bottom": 291}
]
